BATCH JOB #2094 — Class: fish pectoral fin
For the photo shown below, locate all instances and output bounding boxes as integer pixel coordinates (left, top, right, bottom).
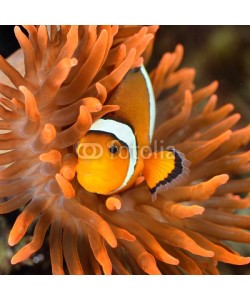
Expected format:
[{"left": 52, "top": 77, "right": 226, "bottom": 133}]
[
  {"left": 134, "top": 176, "right": 145, "bottom": 186},
  {"left": 142, "top": 147, "right": 190, "bottom": 200}
]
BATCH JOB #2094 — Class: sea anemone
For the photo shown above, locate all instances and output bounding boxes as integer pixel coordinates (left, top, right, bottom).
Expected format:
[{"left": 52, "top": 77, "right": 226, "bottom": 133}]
[{"left": 0, "top": 25, "right": 250, "bottom": 275}]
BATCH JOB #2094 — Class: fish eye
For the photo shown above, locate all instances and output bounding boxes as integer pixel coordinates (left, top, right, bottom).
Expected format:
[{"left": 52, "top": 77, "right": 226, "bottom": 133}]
[{"left": 109, "top": 145, "right": 119, "bottom": 155}]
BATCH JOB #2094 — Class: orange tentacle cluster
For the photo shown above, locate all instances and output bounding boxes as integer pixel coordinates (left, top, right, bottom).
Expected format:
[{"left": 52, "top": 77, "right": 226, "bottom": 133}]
[{"left": 0, "top": 26, "right": 250, "bottom": 274}]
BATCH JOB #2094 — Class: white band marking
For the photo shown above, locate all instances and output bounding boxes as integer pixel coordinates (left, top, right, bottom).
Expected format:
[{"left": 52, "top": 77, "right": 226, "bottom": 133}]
[{"left": 140, "top": 65, "right": 156, "bottom": 143}]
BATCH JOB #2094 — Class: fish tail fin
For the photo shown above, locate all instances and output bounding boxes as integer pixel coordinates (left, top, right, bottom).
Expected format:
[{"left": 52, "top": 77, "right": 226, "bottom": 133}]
[{"left": 142, "top": 147, "right": 190, "bottom": 201}]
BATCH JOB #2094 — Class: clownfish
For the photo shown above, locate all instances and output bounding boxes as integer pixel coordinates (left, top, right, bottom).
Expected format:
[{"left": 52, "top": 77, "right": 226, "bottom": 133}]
[{"left": 76, "top": 65, "right": 189, "bottom": 199}]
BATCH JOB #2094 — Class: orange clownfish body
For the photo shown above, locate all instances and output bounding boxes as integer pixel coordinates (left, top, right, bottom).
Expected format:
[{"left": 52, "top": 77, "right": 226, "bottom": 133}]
[{"left": 76, "top": 65, "right": 189, "bottom": 199}]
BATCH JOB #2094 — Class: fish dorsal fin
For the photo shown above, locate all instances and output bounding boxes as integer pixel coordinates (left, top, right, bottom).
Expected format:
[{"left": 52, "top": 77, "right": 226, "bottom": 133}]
[
  {"left": 105, "top": 65, "right": 156, "bottom": 146},
  {"left": 143, "top": 147, "right": 190, "bottom": 200}
]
